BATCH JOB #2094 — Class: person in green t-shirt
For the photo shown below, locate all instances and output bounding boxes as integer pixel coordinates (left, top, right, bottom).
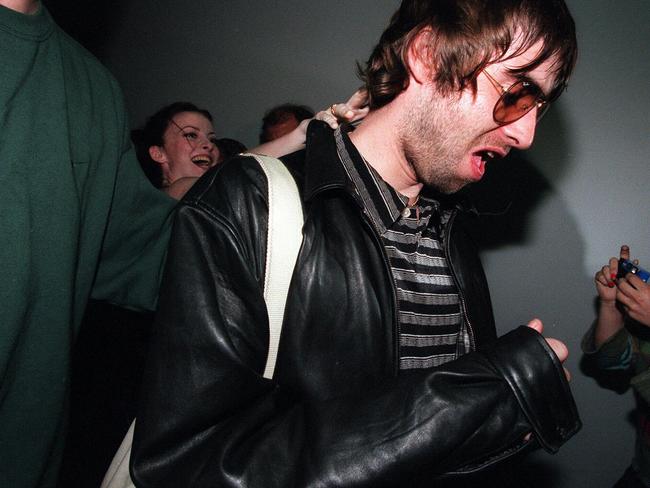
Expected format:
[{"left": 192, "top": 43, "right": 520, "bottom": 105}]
[{"left": 0, "top": 1, "right": 178, "bottom": 487}]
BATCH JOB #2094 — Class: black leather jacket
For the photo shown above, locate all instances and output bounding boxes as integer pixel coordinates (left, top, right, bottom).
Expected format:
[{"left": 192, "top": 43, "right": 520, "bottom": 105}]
[{"left": 131, "top": 122, "right": 580, "bottom": 487}]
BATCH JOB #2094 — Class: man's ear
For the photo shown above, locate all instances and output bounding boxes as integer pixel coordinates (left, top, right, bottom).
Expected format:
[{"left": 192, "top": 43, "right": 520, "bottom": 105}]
[
  {"left": 406, "top": 27, "right": 435, "bottom": 85},
  {"left": 148, "top": 145, "right": 167, "bottom": 165}
]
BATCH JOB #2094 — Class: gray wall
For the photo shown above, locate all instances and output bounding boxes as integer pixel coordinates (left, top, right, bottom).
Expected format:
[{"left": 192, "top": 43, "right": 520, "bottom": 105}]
[{"left": 101, "top": 1, "right": 650, "bottom": 486}]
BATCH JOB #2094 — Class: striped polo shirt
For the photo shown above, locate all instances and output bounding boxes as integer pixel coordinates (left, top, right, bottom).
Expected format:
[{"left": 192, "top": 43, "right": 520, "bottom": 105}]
[{"left": 334, "top": 128, "right": 471, "bottom": 370}]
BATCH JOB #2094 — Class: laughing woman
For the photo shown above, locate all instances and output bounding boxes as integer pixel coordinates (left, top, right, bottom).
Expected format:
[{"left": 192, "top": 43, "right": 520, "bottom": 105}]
[
  {"left": 133, "top": 91, "right": 369, "bottom": 199},
  {"left": 132, "top": 102, "right": 222, "bottom": 199}
]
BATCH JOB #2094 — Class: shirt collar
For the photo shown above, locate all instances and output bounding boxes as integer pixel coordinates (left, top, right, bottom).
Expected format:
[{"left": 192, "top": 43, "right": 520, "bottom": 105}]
[
  {"left": 300, "top": 121, "right": 452, "bottom": 231},
  {"left": 333, "top": 127, "right": 438, "bottom": 234}
]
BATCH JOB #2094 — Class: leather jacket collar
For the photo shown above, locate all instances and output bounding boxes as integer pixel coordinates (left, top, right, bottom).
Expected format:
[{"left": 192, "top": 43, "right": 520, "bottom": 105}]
[{"left": 302, "top": 121, "right": 357, "bottom": 202}]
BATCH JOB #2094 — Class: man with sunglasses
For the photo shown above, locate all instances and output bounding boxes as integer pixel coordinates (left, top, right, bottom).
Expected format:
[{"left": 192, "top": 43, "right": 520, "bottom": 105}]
[{"left": 132, "top": 1, "right": 580, "bottom": 487}]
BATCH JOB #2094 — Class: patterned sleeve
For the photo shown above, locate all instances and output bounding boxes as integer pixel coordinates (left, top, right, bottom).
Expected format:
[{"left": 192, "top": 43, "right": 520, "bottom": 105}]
[{"left": 582, "top": 323, "right": 633, "bottom": 371}]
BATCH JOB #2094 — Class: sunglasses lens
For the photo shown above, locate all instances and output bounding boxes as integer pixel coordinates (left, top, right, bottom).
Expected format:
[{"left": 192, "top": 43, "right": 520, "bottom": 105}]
[{"left": 493, "top": 81, "right": 545, "bottom": 124}]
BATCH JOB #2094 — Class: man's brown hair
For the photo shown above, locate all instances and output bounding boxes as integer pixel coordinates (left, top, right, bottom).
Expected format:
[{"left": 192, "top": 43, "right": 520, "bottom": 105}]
[{"left": 358, "top": 0, "right": 577, "bottom": 109}]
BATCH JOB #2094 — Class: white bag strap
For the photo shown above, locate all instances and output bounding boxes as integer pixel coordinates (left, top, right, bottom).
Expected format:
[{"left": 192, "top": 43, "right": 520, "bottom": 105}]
[
  {"left": 245, "top": 154, "right": 304, "bottom": 379},
  {"left": 100, "top": 154, "right": 303, "bottom": 488},
  {"left": 100, "top": 421, "right": 135, "bottom": 488}
]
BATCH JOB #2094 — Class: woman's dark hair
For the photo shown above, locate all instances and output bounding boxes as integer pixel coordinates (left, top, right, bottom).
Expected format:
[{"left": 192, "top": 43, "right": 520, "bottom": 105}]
[
  {"left": 132, "top": 102, "right": 213, "bottom": 188},
  {"left": 358, "top": 0, "right": 577, "bottom": 109}
]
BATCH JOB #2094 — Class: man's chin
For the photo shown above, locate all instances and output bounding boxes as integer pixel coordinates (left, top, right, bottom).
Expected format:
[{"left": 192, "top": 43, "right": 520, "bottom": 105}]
[{"left": 424, "top": 178, "right": 471, "bottom": 195}]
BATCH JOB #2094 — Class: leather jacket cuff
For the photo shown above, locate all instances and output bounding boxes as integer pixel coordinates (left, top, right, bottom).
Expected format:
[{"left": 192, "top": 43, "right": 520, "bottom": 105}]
[{"left": 483, "top": 326, "right": 581, "bottom": 453}]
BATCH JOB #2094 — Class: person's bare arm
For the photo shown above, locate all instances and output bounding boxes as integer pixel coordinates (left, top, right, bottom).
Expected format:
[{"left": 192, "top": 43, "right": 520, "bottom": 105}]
[
  {"left": 250, "top": 89, "right": 369, "bottom": 158},
  {"left": 593, "top": 245, "right": 629, "bottom": 347}
]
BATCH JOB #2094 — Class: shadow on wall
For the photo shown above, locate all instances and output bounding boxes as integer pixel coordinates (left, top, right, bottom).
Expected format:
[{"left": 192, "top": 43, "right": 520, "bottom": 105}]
[
  {"left": 42, "top": 0, "right": 127, "bottom": 59},
  {"left": 459, "top": 108, "right": 624, "bottom": 487},
  {"left": 463, "top": 158, "right": 570, "bottom": 487},
  {"left": 464, "top": 150, "right": 552, "bottom": 250},
  {"left": 463, "top": 104, "right": 573, "bottom": 250}
]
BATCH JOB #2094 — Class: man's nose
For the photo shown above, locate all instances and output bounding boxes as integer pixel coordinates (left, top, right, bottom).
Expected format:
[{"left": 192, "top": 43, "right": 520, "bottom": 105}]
[{"left": 501, "top": 109, "right": 537, "bottom": 150}]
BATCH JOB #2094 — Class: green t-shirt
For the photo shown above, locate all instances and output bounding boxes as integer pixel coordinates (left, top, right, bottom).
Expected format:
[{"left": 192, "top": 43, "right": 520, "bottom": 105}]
[{"left": 0, "top": 4, "right": 175, "bottom": 487}]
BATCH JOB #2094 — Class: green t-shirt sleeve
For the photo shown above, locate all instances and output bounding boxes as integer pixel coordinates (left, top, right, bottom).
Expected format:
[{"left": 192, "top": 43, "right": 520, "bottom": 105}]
[{"left": 90, "top": 119, "right": 175, "bottom": 311}]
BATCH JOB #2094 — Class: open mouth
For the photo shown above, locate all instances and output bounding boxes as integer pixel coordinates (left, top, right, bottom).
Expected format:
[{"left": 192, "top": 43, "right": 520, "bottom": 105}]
[
  {"left": 480, "top": 150, "right": 496, "bottom": 161},
  {"left": 191, "top": 155, "right": 212, "bottom": 168},
  {"left": 472, "top": 149, "right": 504, "bottom": 179}
]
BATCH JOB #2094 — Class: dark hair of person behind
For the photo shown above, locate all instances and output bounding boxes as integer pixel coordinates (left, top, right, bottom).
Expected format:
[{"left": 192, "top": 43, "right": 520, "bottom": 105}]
[
  {"left": 357, "top": 0, "right": 578, "bottom": 110},
  {"left": 131, "top": 102, "right": 213, "bottom": 188},
  {"left": 259, "top": 103, "right": 315, "bottom": 143}
]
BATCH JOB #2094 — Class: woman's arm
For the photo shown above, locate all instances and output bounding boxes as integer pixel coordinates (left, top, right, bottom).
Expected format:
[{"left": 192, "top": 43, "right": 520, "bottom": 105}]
[
  {"left": 250, "top": 89, "right": 369, "bottom": 157},
  {"left": 593, "top": 245, "right": 628, "bottom": 347}
]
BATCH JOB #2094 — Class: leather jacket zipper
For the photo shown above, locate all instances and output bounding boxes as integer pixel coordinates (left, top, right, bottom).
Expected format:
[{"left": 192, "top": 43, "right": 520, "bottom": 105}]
[{"left": 357, "top": 203, "right": 401, "bottom": 377}]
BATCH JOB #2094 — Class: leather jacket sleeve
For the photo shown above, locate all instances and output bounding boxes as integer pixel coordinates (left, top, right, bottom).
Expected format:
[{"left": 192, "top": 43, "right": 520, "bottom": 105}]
[{"left": 131, "top": 158, "right": 580, "bottom": 488}]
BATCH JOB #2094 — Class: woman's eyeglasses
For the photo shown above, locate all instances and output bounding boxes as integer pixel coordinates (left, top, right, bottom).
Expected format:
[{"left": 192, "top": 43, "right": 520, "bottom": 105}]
[{"left": 482, "top": 69, "right": 549, "bottom": 125}]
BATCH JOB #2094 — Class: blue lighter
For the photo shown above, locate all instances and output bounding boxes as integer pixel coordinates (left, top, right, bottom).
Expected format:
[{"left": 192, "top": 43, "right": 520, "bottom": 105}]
[{"left": 618, "top": 258, "right": 650, "bottom": 283}]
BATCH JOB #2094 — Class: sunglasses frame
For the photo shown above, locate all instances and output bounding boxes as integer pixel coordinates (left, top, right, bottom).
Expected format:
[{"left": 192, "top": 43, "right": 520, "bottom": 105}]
[{"left": 482, "top": 69, "right": 549, "bottom": 125}]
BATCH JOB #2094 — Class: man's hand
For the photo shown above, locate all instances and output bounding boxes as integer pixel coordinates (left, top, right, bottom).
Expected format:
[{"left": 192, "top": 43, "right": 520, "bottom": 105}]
[
  {"left": 523, "top": 318, "right": 570, "bottom": 443},
  {"left": 526, "top": 318, "right": 570, "bottom": 380}
]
